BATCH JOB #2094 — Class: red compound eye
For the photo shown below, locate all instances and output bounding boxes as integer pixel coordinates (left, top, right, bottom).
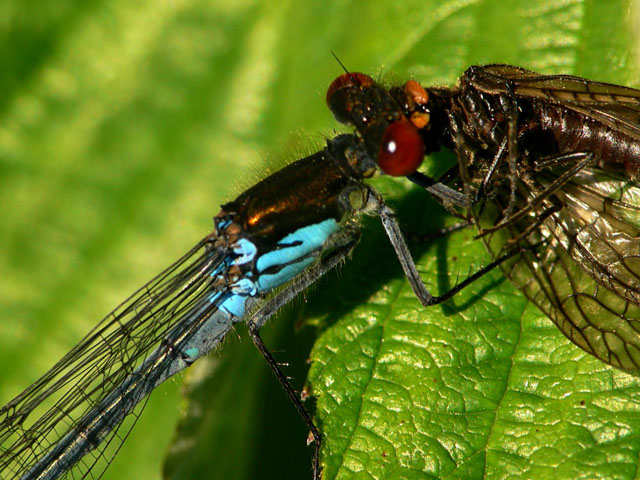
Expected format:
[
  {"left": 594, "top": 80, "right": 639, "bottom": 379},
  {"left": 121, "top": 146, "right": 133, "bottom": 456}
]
[
  {"left": 378, "top": 121, "right": 425, "bottom": 176},
  {"left": 326, "top": 72, "right": 375, "bottom": 106}
]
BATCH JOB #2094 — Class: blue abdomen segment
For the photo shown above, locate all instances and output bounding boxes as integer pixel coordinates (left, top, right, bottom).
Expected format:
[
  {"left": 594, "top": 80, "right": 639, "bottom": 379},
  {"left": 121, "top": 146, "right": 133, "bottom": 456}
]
[
  {"left": 209, "top": 218, "right": 339, "bottom": 320},
  {"left": 232, "top": 238, "right": 258, "bottom": 265}
]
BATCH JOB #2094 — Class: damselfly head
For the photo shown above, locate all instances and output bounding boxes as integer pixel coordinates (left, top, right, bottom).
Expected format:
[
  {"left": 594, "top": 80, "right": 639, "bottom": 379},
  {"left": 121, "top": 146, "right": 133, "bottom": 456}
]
[
  {"left": 325, "top": 72, "right": 375, "bottom": 118},
  {"left": 326, "top": 73, "right": 428, "bottom": 177}
]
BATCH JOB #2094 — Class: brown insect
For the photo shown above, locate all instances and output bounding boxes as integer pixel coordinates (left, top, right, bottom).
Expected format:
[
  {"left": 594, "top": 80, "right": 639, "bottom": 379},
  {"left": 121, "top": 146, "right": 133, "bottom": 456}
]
[{"left": 327, "top": 64, "right": 640, "bottom": 371}]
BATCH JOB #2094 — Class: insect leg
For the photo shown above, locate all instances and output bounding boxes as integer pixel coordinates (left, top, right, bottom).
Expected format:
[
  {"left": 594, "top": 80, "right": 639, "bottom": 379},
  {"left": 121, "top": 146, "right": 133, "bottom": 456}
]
[
  {"left": 445, "top": 108, "right": 483, "bottom": 206},
  {"left": 477, "top": 151, "right": 593, "bottom": 236},
  {"left": 477, "top": 136, "right": 508, "bottom": 203},
  {"left": 534, "top": 151, "right": 596, "bottom": 171},
  {"left": 423, "top": 247, "right": 523, "bottom": 305},
  {"left": 502, "top": 88, "right": 520, "bottom": 218},
  {"left": 246, "top": 236, "right": 359, "bottom": 480},
  {"left": 369, "top": 188, "right": 492, "bottom": 305},
  {"left": 406, "top": 171, "right": 469, "bottom": 211},
  {"left": 370, "top": 188, "right": 435, "bottom": 305},
  {"left": 372, "top": 186, "right": 521, "bottom": 305}
]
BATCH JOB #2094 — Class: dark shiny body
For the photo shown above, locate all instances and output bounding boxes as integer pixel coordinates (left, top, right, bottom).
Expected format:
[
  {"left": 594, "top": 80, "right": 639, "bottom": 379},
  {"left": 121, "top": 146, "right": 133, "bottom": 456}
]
[
  {"left": 435, "top": 65, "right": 640, "bottom": 180},
  {"left": 328, "top": 64, "right": 640, "bottom": 371},
  {"left": 218, "top": 135, "right": 372, "bottom": 249}
]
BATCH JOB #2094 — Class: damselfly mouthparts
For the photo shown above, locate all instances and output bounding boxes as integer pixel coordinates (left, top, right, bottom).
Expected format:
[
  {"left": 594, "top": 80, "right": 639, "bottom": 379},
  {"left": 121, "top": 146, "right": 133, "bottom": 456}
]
[{"left": 327, "top": 64, "right": 640, "bottom": 371}]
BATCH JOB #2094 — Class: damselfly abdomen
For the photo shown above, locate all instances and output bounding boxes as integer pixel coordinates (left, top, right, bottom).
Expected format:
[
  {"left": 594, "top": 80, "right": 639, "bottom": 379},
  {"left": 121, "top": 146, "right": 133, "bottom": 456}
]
[
  {"left": 327, "top": 64, "right": 640, "bottom": 371},
  {"left": 0, "top": 129, "right": 439, "bottom": 480}
]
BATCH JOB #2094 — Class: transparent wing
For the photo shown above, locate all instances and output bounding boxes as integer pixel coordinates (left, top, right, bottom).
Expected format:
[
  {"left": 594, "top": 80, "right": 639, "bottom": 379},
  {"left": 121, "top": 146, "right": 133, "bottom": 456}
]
[
  {"left": 476, "top": 167, "right": 640, "bottom": 370},
  {"left": 0, "top": 236, "right": 232, "bottom": 479},
  {"left": 472, "top": 64, "right": 640, "bottom": 139}
]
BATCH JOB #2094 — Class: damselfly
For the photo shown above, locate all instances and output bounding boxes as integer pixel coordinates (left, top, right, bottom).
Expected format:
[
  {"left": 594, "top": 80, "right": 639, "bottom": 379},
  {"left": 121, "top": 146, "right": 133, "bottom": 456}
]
[
  {"left": 5, "top": 62, "right": 640, "bottom": 480},
  {"left": 326, "top": 64, "right": 640, "bottom": 371},
  {"left": 0, "top": 130, "right": 460, "bottom": 480}
]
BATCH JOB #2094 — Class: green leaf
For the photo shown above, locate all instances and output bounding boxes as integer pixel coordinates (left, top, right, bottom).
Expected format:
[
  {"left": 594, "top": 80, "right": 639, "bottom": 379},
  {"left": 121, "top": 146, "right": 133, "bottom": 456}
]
[
  {"left": 1, "top": 1, "right": 640, "bottom": 480},
  {"left": 308, "top": 191, "right": 640, "bottom": 480}
]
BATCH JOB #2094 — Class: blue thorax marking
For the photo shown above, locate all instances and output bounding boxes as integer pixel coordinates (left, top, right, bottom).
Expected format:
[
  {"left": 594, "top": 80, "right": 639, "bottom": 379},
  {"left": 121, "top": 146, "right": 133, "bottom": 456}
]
[
  {"left": 255, "top": 219, "right": 339, "bottom": 291},
  {"left": 256, "top": 257, "right": 315, "bottom": 291},
  {"left": 208, "top": 218, "right": 339, "bottom": 319},
  {"left": 216, "top": 218, "right": 232, "bottom": 230},
  {"left": 256, "top": 219, "right": 339, "bottom": 272}
]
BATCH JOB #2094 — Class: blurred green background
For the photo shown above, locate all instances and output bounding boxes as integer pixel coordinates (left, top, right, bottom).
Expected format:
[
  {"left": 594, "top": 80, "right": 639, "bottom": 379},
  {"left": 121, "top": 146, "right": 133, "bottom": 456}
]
[{"left": 2, "top": 0, "right": 640, "bottom": 479}]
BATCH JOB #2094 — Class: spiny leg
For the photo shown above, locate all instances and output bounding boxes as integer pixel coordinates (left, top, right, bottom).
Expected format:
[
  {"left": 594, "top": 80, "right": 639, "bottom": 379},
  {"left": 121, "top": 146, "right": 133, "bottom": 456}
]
[
  {"left": 406, "top": 171, "right": 468, "bottom": 212},
  {"left": 477, "top": 151, "right": 592, "bottom": 237},
  {"left": 246, "top": 239, "right": 358, "bottom": 480},
  {"left": 370, "top": 187, "right": 534, "bottom": 306},
  {"left": 399, "top": 148, "right": 593, "bottom": 303}
]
